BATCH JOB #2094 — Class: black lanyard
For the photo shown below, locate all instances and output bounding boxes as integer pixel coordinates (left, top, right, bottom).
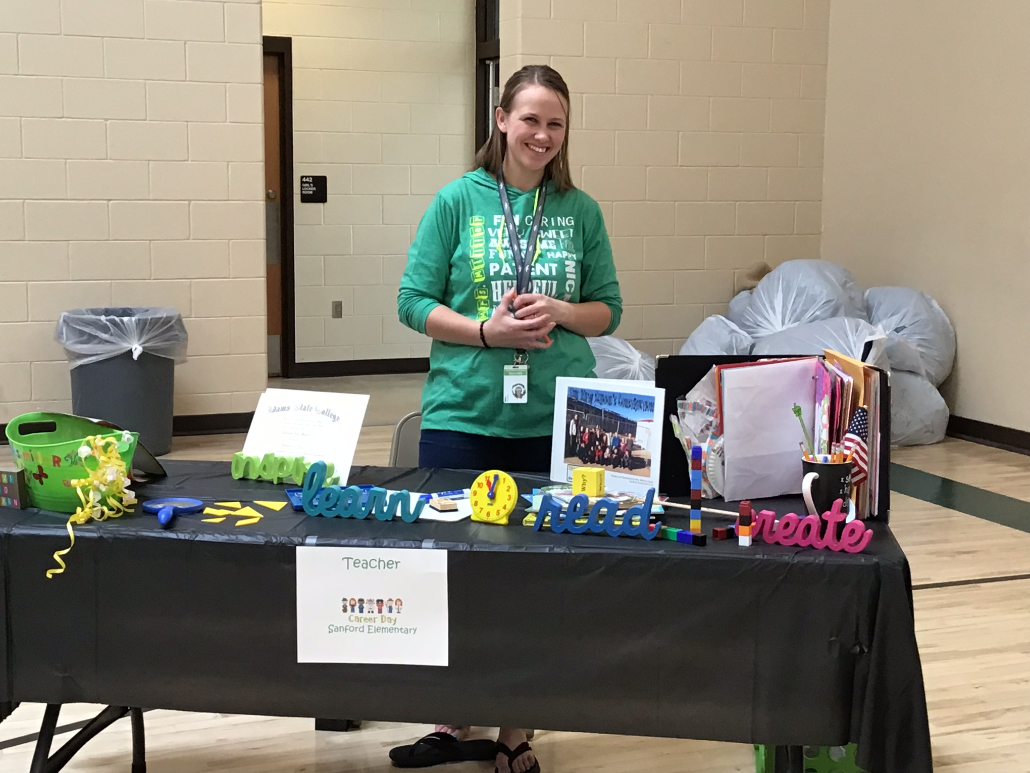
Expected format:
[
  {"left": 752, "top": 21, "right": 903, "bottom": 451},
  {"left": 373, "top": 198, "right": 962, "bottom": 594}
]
[{"left": 497, "top": 168, "right": 547, "bottom": 296}]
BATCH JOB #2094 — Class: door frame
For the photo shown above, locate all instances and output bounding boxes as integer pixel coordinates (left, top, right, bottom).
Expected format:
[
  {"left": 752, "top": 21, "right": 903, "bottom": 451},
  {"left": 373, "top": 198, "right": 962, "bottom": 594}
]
[{"left": 263, "top": 36, "right": 298, "bottom": 378}]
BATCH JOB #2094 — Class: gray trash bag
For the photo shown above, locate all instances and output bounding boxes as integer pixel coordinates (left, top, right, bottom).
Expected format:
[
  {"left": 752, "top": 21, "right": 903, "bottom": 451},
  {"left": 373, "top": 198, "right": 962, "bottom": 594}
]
[
  {"left": 752, "top": 317, "right": 890, "bottom": 369},
  {"left": 678, "top": 316, "right": 753, "bottom": 356},
  {"left": 865, "top": 287, "right": 956, "bottom": 387},
  {"left": 737, "top": 260, "right": 867, "bottom": 338},
  {"left": 55, "top": 307, "right": 188, "bottom": 369},
  {"left": 588, "top": 336, "right": 655, "bottom": 381},
  {"left": 728, "top": 290, "right": 751, "bottom": 326},
  {"left": 891, "top": 371, "right": 949, "bottom": 446}
]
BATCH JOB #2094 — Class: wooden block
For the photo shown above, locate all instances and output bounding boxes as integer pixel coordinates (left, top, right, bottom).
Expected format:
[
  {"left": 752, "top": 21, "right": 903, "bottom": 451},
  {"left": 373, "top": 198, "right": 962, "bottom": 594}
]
[
  {"left": 572, "top": 467, "right": 606, "bottom": 498},
  {"left": 429, "top": 498, "right": 458, "bottom": 512},
  {"left": 0, "top": 469, "right": 28, "bottom": 509}
]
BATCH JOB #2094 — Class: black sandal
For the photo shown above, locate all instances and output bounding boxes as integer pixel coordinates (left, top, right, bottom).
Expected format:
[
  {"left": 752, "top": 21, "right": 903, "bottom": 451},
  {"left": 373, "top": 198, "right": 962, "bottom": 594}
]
[
  {"left": 494, "top": 741, "right": 541, "bottom": 773},
  {"left": 390, "top": 732, "right": 498, "bottom": 768}
]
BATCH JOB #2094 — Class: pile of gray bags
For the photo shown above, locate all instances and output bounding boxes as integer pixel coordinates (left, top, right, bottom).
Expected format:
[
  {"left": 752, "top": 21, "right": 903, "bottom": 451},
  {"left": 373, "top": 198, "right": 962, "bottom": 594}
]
[
  {"left": 591, "top": 260, "right": 956, "bottom": 447},
  {"left": 680, "top": 260, "right": 955, "bottom": 446}
]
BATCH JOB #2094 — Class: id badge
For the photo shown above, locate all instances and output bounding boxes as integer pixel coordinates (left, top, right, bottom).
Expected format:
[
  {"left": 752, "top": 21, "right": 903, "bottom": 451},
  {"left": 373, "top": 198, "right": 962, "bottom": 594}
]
[{"left": 503, "top": 365, "right": 529, "bottom": 404}]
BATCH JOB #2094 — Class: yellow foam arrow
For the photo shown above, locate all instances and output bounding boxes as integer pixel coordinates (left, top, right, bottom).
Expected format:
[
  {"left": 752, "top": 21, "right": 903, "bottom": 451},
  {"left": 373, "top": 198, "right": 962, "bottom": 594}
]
[
  {"left": 255, "top": 500, "right": 288, "bottom": 511},
  {"left": 230, "top": 506, "right": 262, "bottom": 518},
  {"left": 235, "top": 516, "right": 262, "bottom": 526},
  {"left": 202, "top": 517, "right": 226, "bottom": 524},
  {"left": 215, "top": 501, "right": 243, "bottom": 509}
]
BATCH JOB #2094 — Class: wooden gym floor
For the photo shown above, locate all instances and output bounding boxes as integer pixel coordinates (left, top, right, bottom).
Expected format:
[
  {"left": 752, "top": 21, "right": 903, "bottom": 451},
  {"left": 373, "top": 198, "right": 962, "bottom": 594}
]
[{"left": 0, "top": 374, "right": 1027, "bottom": 772}]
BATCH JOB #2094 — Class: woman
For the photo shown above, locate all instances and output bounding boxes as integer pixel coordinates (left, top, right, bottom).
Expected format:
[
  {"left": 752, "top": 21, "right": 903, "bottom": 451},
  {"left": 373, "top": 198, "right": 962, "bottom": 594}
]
[{"left": 393, "top": 65, "right": 622, "bottom": 773}]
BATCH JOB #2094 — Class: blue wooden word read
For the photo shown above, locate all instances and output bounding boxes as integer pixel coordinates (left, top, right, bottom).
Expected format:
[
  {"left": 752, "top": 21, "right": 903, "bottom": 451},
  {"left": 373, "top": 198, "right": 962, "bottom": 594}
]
[
  {"left": 534, "top": 489, "right": 661, "bottom": 539},
  {"left": 302, "top": 461, "right": 425, "bottom": 523}
]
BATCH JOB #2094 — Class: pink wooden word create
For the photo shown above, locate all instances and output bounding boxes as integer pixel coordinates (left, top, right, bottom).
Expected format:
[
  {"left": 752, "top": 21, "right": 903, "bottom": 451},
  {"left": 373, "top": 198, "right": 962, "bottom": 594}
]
[{"left": 752, "top": 498, "right": 873, "bottom": 553}]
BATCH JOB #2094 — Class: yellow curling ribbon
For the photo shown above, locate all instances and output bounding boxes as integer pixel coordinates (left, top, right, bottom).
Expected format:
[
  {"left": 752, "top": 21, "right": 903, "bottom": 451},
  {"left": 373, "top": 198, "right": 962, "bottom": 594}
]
[{"left": 47, "top": 434, "right": 136, "bottom": 579}]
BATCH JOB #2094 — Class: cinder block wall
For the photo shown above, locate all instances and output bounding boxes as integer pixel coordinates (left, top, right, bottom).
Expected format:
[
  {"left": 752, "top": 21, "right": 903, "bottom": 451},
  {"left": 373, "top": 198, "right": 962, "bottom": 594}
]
[
  {"left": 0, "top": 0, "right": 267, "bottom": 422},
  {"left": 501, "top": 0, "right": 829, "bottom": 356}
]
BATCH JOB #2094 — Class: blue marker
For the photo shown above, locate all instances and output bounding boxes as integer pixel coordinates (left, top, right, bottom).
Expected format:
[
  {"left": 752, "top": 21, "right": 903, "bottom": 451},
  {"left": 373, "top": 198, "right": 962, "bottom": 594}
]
[{"left": 420, "top": 488, "right": 471, "bottom": 501}]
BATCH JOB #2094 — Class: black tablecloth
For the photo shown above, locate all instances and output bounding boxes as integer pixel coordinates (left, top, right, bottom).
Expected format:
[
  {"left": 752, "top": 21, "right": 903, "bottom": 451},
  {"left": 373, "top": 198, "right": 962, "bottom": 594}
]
[{"left": 0, "top": 461, "right": 932, "bottom": 773}]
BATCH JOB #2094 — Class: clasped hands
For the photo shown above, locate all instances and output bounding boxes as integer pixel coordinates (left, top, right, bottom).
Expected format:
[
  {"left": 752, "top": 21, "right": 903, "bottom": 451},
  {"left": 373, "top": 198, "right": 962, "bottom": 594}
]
[{"left": 482, "top": 287, "right": 565, "bottom": 350}]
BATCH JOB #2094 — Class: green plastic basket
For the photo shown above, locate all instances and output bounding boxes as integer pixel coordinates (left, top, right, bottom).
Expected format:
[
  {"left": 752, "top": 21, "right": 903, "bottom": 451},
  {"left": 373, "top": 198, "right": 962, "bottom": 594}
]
[
  {"left": 754, "top": 744, "right": 866, "bottom": 773},
  {"left": 4, "top": 412, "right": 139, "bottom": 514}
]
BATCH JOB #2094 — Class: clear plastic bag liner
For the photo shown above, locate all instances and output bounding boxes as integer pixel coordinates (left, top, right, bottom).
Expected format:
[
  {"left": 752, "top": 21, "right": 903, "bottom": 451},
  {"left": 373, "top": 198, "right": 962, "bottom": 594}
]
[
  {"left": 751, "top": 317, "right": 890, "bottom": 370},
  {"left": 55, "top": 307, "right": 188, "bottom": 368},
  {"left": 679, "top": 315, "right": 754, "bottom": 356},
  {"left": 891, "top": 371, "right": 949, "bottom": 446},
  {"left": 737, "top": 260, "right": 867, "bottom": 338},
  {"left": 865, "top": 287, "right": 956, "bottom": 387},
  {"left": 588, "top": 336, "right": 655, "bottom": 381}
]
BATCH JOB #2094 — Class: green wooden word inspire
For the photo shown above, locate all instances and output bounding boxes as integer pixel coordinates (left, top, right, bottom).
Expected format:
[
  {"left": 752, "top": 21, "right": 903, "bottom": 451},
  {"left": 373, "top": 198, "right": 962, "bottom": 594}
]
[{"left": 231, "top": 452, "right": 340, "bottom": 486}]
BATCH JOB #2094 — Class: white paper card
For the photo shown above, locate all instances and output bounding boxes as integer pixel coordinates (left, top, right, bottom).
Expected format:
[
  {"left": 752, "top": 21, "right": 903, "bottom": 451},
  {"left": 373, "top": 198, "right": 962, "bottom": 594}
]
[
  {"left": 296, "top": 547, "right": 448, "bottom": 666},
  {"left": 721, "top": 359, "right": 818, "bottom": 501},
  {"left": 243, "top": 388, "right": 369, "bottom": 485},
  {"left": 550, "top": 377, "right": 665, "bottom": 497}
]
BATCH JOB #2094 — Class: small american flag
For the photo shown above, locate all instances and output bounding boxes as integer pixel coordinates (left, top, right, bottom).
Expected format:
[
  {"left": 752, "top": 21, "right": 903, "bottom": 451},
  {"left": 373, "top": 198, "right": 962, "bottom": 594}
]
[{"left": 842, "top": 406, "right": 869, "bottom": 485}]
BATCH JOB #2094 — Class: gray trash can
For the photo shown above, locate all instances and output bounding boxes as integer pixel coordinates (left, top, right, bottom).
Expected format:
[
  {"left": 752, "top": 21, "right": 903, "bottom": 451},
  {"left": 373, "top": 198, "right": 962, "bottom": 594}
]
[{"left": 55, "top": 307, "right": 188, "bottom": 455}]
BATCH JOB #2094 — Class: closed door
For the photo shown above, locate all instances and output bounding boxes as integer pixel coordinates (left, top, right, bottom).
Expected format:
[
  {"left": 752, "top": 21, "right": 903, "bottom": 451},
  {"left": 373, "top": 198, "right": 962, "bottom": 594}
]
[{"left": 264, "top": 53, "right": 283, "bottom": 377}]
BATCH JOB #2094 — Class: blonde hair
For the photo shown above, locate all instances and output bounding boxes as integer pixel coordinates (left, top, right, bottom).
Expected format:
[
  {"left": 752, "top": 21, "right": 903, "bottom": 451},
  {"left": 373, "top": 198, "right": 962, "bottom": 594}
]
[{"left": 473, "top": 65, "right": 575, "bottom": 195}]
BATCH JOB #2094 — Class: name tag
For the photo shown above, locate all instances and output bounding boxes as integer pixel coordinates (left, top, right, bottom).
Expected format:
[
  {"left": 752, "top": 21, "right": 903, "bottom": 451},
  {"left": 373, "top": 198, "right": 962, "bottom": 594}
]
[{"left": 503, "top": 365, "right": 528, "bottom": 404}]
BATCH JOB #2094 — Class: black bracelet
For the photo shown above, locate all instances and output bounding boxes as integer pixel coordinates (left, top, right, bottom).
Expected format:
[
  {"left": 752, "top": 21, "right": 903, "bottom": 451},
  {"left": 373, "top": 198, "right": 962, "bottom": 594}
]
[{"left": 479, "top": 320, "right": 491, "bottom": 349}]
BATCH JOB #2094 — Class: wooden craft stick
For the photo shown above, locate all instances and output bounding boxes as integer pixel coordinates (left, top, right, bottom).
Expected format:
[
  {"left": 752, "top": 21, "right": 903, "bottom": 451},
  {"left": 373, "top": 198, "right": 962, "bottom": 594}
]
[{"left": 658, "top": 500, "right": 737, "bottom": 517}]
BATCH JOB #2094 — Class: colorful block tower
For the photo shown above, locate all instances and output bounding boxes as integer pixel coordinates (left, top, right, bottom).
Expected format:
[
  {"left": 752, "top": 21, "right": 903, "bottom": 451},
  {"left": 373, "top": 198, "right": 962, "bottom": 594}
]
[
  {"left": 689, "top": 444, "right": 703, "bottom": 534},
  {"left": 0, "top": 469, "right": 27, "bottom": 509},
  {"left": 738, "top": 500, "right": 753, "bottom": 547}
]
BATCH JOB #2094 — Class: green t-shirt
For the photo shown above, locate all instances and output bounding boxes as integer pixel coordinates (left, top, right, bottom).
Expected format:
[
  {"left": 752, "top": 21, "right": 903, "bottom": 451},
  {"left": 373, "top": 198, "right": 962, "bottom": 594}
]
[{"left": 398, "top": 168, "right": 623, "bottom": 438}]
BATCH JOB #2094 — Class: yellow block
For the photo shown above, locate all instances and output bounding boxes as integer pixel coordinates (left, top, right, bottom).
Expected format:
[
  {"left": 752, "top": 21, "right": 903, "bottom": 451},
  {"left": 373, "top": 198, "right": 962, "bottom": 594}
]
[
  {"left": 255, "top": 500, "right": 288, "bottom": 511},
  {"left": 202, "top": 517, "right": 226, "bottom": 523},
  {"left": 235, "top": 517, "right": 262, "bottom": 526},
  {"left": 215, "top": 501, "right": 242, "bottom": 509},
  {"left": 230, "top": 506, "right": 262, "bottom": 518},
  {"left": 572, "top": 467, "right": 605, "bottom": 498}
]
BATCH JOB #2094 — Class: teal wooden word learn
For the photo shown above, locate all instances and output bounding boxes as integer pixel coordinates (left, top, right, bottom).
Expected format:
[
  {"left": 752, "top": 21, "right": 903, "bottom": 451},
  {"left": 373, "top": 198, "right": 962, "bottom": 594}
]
[
  {"left": 302, "top": 461, "right": 425, "bottom": 523},
  {"left": 534, "top": 489, "right": 661, "bottom": 539},
  {"left": 231, "top": 452, "right": 340, "bottom": 486}
]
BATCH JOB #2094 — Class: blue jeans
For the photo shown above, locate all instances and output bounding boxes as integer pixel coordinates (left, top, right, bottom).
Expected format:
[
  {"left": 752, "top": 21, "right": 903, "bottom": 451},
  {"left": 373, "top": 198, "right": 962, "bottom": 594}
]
[{"left": 418, "top": 430, "right": 552, "bottom": 473}]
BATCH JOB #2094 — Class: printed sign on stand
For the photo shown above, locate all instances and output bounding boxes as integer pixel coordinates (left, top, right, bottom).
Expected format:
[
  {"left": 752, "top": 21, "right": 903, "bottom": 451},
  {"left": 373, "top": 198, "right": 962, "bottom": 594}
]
[{"left": 296, "top": 547, "right": 449, "bottom": 666}]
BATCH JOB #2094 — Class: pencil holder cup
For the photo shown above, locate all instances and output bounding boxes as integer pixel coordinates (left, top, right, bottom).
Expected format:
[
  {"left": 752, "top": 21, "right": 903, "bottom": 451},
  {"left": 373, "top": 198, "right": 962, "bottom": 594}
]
[{"left": 802, "top": 460, "right": 852, "bottom": 523}]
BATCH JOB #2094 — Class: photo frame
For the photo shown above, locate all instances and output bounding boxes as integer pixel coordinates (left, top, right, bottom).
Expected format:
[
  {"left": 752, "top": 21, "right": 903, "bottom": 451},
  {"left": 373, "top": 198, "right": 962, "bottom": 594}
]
[{"left": 550, "top": 377, "right": 665, "bottom": 497}]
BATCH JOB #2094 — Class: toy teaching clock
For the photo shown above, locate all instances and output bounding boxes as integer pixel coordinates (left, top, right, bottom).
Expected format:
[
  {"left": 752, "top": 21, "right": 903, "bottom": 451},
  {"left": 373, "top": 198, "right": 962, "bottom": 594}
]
[{"left": 470, "top": 470, "right": 518, "bottom": 525}]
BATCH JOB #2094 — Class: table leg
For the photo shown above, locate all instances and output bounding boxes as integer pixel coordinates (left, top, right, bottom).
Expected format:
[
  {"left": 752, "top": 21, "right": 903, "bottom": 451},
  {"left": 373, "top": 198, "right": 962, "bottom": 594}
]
[
  {"left": 130, "top": 707, "right": 146, "bottom": 773},
  {"left": 314, "top": 718, "right": 362, "bottom": 732},
  {"left": 777, "top": 745, "right": 805, "bottom": 773},
  {"left": 28, "top": 704, "right": 61, "bottom": 773}
]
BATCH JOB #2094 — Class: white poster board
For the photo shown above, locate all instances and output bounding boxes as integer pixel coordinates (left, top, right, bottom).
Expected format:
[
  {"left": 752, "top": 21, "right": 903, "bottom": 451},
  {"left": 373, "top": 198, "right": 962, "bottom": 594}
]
[
  {"left": 296, "top": 547, "right": 449, "bottom": 666},
  {"left": 242, "top": 388, "right": 369, "bottom": 485},
  {"left": 550, "top": 377, "right": 665, "bottom": 497}
]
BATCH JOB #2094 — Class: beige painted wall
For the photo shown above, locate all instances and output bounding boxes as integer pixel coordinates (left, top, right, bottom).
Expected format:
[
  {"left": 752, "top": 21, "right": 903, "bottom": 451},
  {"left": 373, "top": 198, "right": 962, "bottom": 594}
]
[
  {"left": 822, "top": 0, "right": 1030, "bottom": 429},
  {"left": 0, "top": 0, "right": 268, "bottom": 423},
  {"left": 500, "top": 0, "right": 830, "bottom": 357},
  {"left": 263, "top": 0, "right": 475, "bottom": 363}
]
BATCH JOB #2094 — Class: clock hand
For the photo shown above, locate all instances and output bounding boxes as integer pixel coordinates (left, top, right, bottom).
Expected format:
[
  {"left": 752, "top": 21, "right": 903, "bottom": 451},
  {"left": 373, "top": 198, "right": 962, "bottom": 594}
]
[{"left": 487, "top": 473, "right": 499, "bottom": 500}]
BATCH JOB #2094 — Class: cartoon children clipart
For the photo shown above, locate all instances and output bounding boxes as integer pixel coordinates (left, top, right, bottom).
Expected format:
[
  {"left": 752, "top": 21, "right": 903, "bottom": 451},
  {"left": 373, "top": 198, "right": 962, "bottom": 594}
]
[
  {"left": 376, "top": 599, "right": 384, "bottom": 614},
  {"left": 395, "top": 598, "right": 403, "bottom": 614},
  {"left": 387, "top": 598, "right": 394, "bottom": 613},
  {"left": 358, "top": 598, "right": 365, "bottom": 613},
  {"left": 349, "top": 598, "right": 357, "bottom": 613}
]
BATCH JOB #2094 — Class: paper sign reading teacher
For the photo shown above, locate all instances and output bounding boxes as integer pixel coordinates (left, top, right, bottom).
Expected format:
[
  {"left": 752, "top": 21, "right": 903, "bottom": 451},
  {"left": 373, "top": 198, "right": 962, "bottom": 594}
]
[
  {"left": 296, "top": 547, "right": 448, "bottom": 666},
  {"left": 243, "top": 388, "right": 368, "bottom": 485}
]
